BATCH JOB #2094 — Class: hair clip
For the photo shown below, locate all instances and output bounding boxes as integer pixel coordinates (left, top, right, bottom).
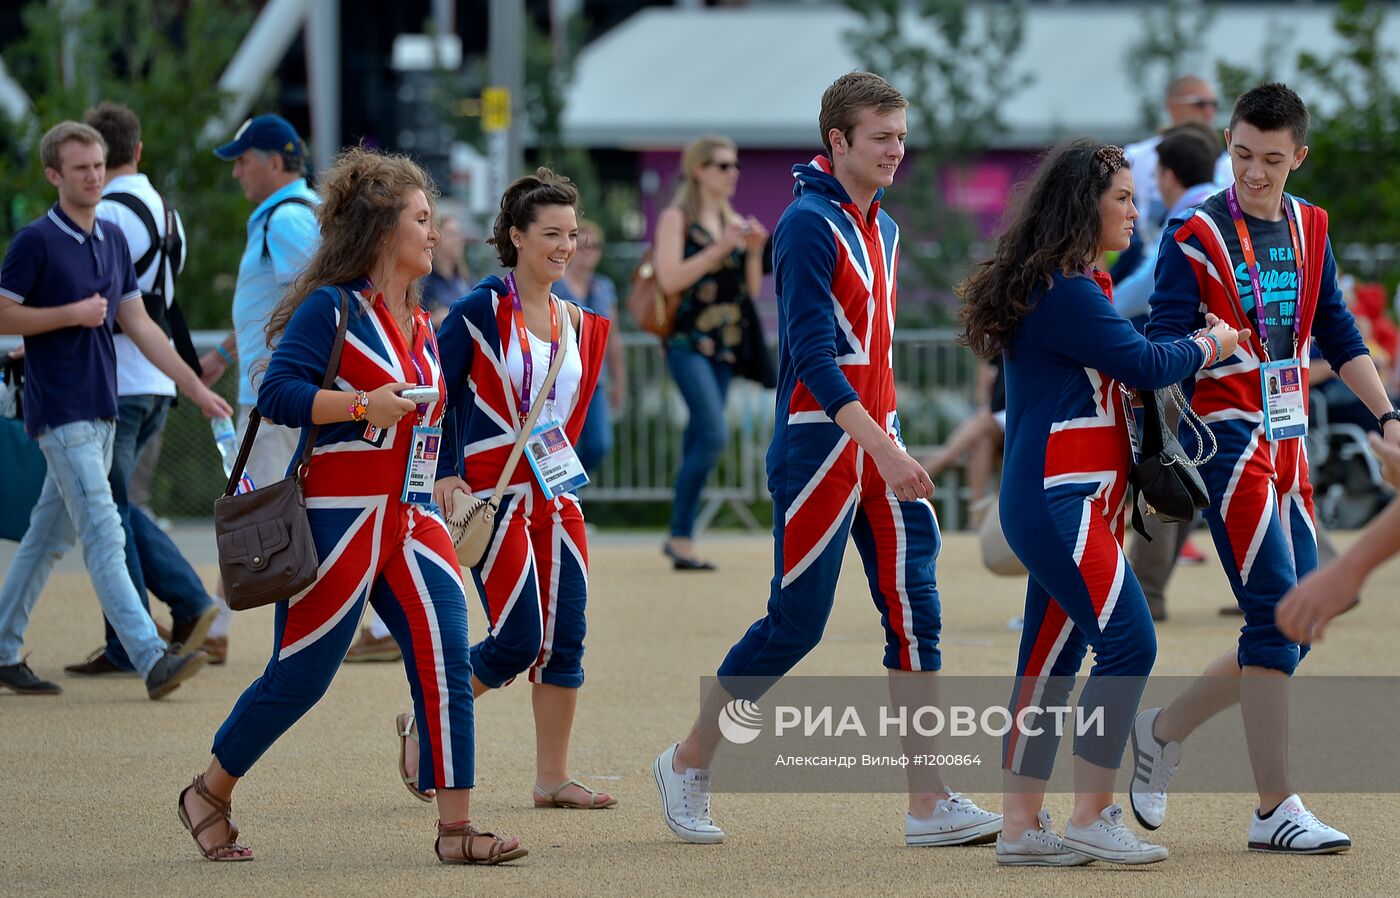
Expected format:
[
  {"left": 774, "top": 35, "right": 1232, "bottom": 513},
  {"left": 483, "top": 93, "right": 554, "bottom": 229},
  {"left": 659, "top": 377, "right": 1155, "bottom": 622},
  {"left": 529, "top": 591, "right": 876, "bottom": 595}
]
[{"left": 1094, "top": 144, "right": 1126, "bottom": 176}]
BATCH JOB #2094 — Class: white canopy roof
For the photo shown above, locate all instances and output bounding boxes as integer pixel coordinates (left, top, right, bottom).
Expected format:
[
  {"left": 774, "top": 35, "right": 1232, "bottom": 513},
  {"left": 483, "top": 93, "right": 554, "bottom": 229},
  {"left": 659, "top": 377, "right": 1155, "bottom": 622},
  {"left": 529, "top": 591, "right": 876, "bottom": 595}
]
[{"left": 562, "top": 3, "right": 1400, "bottom": 149}]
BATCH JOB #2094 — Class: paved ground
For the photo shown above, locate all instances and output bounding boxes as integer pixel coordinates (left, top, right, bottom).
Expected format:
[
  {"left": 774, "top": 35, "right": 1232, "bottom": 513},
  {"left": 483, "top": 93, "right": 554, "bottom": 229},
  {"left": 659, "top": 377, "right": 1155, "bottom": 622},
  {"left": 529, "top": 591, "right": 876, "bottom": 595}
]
[{"left": 1, "top": 526, "right": 1397, "bottom": 897}]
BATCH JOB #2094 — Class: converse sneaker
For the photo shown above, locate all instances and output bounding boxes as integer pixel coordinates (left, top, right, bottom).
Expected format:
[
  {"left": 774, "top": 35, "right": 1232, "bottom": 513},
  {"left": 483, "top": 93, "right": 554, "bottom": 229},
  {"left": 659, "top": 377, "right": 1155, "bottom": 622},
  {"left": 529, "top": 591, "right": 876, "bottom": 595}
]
[
  {"left": 996, "top": 809, "right": 1092, "bottom": 866},
  {"left": 1248, "top": 794, "right": 1351, "bottom": 854},
  {"left": 905, "top": 792, "right": 1002, "bottom": 846},
  {"left": 1062, "top": 804, "right": 1169, "bottom": 864},
  {"left": 1130, "top": 707, "right": 1182, "bottom": 830},
  {"left": 653, "top": 743, "right": 725, "bottom": 844}
]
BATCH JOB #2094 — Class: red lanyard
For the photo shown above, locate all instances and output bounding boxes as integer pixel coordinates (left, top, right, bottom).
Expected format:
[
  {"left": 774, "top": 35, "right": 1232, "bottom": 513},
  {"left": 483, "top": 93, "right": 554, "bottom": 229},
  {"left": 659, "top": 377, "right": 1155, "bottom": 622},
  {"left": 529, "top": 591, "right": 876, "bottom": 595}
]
[
  {"left": 1225, "top": 185, "right": 1304, "bottom": 361},
  {"left": 505, "top": 272, "right": 558, "bottom": 421}
]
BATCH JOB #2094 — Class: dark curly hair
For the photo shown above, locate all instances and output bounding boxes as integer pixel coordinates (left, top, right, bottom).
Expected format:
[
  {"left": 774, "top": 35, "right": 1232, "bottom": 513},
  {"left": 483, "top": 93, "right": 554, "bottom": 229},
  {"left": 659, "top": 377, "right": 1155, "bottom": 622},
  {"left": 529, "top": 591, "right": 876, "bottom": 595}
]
[
  {"left": 958, "top": 139, "right": 1127, "bottom": 359},
  {"left": 488, "top": 167, "right": 579, "bottom": 267}
]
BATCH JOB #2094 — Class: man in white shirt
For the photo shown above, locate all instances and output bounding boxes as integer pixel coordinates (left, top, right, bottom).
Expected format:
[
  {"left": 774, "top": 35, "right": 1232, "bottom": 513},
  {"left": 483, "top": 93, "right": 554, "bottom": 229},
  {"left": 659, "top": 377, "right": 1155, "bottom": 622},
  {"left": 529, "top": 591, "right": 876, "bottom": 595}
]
[{"left": 63, "top": 102, "right": 219, "bottom": 676}]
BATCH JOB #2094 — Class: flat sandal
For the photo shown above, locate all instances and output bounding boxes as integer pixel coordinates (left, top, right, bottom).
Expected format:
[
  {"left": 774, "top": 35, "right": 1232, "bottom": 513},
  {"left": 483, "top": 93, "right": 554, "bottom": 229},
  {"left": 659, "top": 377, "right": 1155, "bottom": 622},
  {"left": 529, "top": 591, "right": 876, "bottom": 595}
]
[
  {"left": 532, "top": 778, "right": 618, "bottom": 809},
  {"left": 396, "top": 712, "right": 435, "bottom": 802},
  {"left": 435, "top": 821, "right": 528, "bottom": 865},
  {"left": 177, "top": 774, "right": 254, "bottom": 861}
]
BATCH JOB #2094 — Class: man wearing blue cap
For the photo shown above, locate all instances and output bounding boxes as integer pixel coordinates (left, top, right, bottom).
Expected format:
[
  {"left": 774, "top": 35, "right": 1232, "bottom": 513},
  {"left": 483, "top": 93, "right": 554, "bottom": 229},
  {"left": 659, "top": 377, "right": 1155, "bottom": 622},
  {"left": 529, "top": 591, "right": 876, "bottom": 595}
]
[{"left": 197, "top": 114, "right": 320, "bottom": 659}]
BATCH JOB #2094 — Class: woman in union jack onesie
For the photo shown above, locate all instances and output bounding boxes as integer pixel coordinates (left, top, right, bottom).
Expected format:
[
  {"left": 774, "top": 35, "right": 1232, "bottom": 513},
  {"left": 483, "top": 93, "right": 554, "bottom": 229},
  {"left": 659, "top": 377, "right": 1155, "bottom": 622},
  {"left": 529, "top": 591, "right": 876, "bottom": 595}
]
[
  {"left": 960, "top": 140, "right": 1241, "bottom": 867},
  {"left": 177, "top": 148, "right": 525, "bottom": 866},
  {"left": 426, "top": 169, "right": 616, "bottom": 812}
]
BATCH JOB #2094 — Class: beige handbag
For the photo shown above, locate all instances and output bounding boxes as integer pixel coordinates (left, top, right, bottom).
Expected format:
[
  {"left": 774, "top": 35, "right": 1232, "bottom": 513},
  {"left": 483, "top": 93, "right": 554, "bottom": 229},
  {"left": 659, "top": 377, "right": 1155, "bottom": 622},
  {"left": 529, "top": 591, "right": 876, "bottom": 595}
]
[
  {"left": 446, "top": 299, "right": 571, "bottom": 568},
  {"left": 978, "top": 493, "right": 1027, "bottom": 577}
]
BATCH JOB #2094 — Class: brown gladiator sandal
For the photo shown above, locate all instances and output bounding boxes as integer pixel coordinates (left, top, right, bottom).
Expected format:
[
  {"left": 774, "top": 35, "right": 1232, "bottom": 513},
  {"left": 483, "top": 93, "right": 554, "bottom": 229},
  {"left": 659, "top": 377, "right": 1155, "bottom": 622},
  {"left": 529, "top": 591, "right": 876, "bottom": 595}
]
[
  {"left": 177, "top": 774, "right": 254, "bottom": 861},
  {"left": 434, "top": 820, "right": 528, "bottom": 865}
]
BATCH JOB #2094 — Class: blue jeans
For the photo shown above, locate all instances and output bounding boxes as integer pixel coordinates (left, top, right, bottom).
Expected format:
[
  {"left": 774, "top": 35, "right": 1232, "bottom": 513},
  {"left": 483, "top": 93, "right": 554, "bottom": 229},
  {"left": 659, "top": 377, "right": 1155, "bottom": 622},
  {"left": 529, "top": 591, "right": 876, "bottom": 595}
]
[
  {"left": 103, "top": 395, "right": 214, "bottom": 670},
  {"left": 0, "top": 419, "right": 166, "bottom": 677},
  {"left": 667, "top": 346, "right": 733, "bottom": 538},
  {"left": 575, "top": 375, "right": 613, "bottom": 476}
]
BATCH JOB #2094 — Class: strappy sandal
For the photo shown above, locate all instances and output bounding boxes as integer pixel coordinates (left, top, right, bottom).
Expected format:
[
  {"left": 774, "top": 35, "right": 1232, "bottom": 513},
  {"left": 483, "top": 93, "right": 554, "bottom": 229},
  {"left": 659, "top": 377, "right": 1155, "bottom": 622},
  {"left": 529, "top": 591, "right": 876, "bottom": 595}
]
[
  {"left": 177, "top": 774, "right": 254, "bottom": 861},
  {"left": 396, "top": 712, "right": 435, "bottom": 802},
  {"left": 532, "top": 778, "right": 618, "bottom": 809},
  {"left": 435, "top": 820, "right": 528, "bottom": 865}
]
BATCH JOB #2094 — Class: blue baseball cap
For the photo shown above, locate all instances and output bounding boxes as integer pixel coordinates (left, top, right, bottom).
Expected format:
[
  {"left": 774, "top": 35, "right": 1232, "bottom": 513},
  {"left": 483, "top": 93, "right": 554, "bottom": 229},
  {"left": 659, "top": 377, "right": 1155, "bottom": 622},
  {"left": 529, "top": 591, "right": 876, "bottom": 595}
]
[{"left": 214, "top": 114, "right": 306, "bottom": 161}]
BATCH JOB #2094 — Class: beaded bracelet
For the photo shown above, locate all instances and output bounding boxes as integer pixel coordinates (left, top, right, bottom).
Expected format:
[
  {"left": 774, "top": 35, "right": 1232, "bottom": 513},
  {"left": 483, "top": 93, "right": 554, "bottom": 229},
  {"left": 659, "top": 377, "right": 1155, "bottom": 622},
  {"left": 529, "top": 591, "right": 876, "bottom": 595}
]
[{"left": 349, "top": 389, "right": 369, "bottom": 422}]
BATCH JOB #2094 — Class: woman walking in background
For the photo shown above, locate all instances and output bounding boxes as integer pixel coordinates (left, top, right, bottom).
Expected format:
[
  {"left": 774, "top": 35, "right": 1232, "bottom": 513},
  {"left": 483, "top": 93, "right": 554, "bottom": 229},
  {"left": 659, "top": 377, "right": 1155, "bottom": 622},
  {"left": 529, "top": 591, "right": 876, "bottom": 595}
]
[
  {"left": 655, "top": 135, "right": 767, "bottom": 571},
  {"left": 959, "top": 139, "right": 1243, "bottom": 866},
  {"left": 177, "top": 147, "right": 524, "bottom": 866}
]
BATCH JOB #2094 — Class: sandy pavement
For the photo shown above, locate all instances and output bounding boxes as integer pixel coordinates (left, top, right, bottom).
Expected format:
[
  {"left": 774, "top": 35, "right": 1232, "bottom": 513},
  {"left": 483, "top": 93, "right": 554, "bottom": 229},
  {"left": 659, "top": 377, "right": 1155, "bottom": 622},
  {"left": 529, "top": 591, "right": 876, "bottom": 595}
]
[{"left": 1, "top": 529, "right": 1397, "bottom": 897}]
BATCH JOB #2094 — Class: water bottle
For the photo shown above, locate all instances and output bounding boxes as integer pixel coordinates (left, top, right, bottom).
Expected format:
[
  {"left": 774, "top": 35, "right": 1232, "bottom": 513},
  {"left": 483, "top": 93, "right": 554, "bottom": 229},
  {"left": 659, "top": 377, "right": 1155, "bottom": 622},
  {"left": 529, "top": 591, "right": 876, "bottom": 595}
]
[{"left": 211, "top": 415, "right": 238, "bottom": 479}]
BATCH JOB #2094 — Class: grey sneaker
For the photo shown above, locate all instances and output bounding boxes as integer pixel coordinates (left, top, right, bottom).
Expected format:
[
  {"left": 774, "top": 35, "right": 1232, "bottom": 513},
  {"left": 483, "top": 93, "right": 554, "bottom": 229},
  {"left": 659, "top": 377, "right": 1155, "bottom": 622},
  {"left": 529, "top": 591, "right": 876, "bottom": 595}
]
[
  {"left": 0, "top": 658, "right": 62, "bottom": 695},
  {"left": 996, "top": 809, "right": 1092, "bottom": 866},
  {"left": 1063, "top": 803, "right": 1169, "bottom": 864},
  {"left": 146, "top": 649, "right": 208, "bottom": 700}
]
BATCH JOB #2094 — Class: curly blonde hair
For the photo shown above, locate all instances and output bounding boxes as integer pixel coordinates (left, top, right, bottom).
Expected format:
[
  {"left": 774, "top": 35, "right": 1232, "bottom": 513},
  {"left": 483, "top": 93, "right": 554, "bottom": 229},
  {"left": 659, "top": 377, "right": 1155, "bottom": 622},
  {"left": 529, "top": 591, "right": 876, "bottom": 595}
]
[{"left": 263, "top": 146, "right": 439, "bottom": 350}]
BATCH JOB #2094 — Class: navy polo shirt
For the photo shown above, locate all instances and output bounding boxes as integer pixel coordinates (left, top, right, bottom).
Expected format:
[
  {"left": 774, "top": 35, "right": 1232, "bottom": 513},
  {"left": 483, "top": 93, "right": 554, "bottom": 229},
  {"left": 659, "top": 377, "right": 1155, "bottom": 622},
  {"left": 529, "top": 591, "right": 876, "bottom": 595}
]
[{"left": 0, "top": 205, "right": 141, "bottom": 437}]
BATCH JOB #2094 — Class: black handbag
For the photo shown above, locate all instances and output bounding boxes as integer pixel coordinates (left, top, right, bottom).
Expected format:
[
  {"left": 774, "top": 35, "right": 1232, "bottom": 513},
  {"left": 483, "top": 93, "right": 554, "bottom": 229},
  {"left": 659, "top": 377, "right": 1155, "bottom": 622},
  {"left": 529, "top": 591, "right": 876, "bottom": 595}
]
[
  {"left": 214, "top": 288, "right": 350, "bottom": 610},
  {"left": 734, "top": 296, "right": 776, "bottom": 388},
  {"left": 1127, "top": 383, "right": 1216, "bottom": 540}
]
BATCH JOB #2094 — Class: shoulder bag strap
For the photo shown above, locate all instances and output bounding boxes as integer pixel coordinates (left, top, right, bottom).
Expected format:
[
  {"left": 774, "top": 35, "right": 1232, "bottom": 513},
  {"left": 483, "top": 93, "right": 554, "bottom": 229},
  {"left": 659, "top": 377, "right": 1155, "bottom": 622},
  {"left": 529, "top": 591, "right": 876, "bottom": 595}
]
[
  {"left": 484, "top": 298, "right": 574, "bottom": 509},
  {"left": 223, "top": 287, "right": 352, "bottom": 496}
]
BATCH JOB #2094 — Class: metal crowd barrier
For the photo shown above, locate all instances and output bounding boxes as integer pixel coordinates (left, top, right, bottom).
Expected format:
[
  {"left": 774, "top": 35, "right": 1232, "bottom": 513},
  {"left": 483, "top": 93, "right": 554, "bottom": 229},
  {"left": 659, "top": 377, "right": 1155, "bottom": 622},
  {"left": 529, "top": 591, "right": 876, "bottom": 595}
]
[{"left": 0, "top": 329, "right": 982, "bottom": 529}]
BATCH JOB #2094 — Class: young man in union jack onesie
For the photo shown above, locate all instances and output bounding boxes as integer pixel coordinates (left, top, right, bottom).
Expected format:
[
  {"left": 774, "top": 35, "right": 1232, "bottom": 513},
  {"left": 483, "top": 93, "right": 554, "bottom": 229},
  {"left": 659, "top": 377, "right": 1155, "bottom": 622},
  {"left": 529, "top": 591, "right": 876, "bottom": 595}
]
[
  {"left": 1132, "top": 82, "right": 1400, "bottom": 854},
  {"left": 652, "top": 71, "right": 1002, "bottom": 848}
]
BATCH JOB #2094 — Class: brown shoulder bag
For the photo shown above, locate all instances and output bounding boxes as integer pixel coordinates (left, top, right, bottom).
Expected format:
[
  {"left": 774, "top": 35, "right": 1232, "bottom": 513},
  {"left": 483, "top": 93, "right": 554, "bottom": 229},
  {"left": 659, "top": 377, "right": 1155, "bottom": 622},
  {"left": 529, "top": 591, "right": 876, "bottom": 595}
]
[
  {"left": 214, "top": 288, "right": 351, "bottom": 610},
  {"left": 625, "top": 246, "right": 681, "bottom": 338}
]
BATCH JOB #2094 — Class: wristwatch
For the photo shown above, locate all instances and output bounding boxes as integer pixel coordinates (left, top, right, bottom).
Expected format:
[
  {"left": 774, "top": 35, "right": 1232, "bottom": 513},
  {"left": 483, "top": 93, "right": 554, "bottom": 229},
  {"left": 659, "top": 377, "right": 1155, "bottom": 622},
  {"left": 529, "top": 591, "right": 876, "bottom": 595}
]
[{"left": 1380, "top": 409, "right": 1400, "bottom": 429}]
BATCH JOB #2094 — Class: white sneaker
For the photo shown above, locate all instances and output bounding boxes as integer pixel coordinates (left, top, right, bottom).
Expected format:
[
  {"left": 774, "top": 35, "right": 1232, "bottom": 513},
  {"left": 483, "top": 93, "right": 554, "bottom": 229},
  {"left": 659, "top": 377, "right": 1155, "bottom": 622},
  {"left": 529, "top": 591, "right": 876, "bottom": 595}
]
[
  {"left": 996, "top": 809, "right": 1093, "bottom": 866},
  {"left": 1062, "top": 804, "right": 1169, "bottom": 864},
  {"left": 1248, "top": 794, "right": 1351, "bottom": 854},
  {"left": 905, "top": 792, "right": 1003, "bottom": 846},
  {"left": 1129, "top": 707, "right": 1182, "bottom": 830},
  {"left": 652, "top": 743, "right": 725, "bottom": 844}
]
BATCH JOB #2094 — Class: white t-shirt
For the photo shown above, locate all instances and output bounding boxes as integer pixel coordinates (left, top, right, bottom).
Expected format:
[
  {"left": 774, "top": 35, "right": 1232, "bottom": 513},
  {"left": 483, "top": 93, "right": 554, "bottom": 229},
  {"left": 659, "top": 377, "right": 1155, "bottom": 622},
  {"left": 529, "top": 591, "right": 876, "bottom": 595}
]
[
  {"left": 505, "top": 300, "right": 583, "bottom": 426},
  {"left": 96, "top": 173, "right": 188, "bottom": 397}
]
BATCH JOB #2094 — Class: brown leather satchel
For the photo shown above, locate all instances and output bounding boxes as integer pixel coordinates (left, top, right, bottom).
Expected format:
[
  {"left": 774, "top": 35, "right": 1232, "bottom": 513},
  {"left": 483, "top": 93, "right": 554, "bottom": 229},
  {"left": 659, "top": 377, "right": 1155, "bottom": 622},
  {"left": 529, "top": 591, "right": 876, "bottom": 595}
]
[
  {"left": 214, "top": 288, "right": 351, "bottom": 610},
  {"left": 624, "top": 246, "right": 681, "bottom": 338}
]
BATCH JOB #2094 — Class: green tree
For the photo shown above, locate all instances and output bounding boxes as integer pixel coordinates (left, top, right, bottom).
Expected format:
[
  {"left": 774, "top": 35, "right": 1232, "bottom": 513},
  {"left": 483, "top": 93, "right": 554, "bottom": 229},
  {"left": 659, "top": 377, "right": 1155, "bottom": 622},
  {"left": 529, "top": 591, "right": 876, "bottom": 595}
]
[
  {"left": 1290, "top": 0, "right": 1400, "bottom": 277},
  {"left": 0, "top": 0, "right": 255, "bottom": 329},
  {"left": 843, "top": 0, "right": 1030, "bottom": 321},
  {"left": 1125, "top": 0, "right": 1218, "bottom": 132}
]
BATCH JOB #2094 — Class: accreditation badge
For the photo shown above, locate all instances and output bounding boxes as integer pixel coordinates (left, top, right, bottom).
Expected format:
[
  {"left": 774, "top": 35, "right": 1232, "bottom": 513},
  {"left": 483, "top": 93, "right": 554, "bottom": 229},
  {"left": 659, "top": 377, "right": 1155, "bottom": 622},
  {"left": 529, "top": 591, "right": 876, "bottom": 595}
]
[
  {"left": 402, "top": 425, "right": 443, "bottom": 505},
  {"left": 1260, "top": 358, "right": 1307, "bottom": 441},
  {"left": 524, "top": 420, "right": 590, "bottom": 499}
]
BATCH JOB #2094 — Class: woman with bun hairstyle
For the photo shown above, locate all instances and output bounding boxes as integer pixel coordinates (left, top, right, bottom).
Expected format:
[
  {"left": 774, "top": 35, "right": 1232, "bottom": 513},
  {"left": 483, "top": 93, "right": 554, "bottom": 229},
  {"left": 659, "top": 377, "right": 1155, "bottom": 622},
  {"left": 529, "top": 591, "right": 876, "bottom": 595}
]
[
  {"left": 422, "top": 168, "right": 616, "bottom": 811},
  {"left": 959, "top": 139, "right": 1245, "bottom": 867},
  {"left": 177, "top": 147, "right": 525, "bottom": 865}
]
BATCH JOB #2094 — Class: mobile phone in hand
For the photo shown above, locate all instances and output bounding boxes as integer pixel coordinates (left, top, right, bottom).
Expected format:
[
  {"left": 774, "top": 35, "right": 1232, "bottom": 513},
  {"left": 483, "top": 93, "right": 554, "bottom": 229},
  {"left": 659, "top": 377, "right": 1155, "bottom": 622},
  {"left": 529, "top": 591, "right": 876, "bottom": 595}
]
[{"left": 399, "top": 386, "right": 440, "bottom": 404}]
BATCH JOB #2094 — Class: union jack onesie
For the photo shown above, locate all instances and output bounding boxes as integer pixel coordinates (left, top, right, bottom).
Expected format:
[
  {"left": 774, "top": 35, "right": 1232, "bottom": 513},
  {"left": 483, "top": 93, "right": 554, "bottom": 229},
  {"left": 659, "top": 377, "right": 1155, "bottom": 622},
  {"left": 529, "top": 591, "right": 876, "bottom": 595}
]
[
  {"left": 1146, "top": 193, "right": 1367, "bottom": 674},
  {"left": 436, "top": 277, "right": 609, "bottom": 690},
  {"left": 213, "top": 281, "right": 475, "bottom": 793},
  {"left": 717, "top": 156, "right": 939, "bottom": 693},
  {"left": 999, "top": 270, "right": 1207, "bottom": 779}
]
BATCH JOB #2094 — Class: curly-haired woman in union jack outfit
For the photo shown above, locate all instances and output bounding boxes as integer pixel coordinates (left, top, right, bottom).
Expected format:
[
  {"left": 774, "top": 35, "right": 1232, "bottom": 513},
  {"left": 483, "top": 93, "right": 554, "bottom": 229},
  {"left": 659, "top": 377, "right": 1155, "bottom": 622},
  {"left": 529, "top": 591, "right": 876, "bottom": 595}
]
[
  {"left": 960, "top": 140, "right": 1242, "bottom": 867},
  {"left": 177, "top": 148, "right": 525, "bottom": 866}
]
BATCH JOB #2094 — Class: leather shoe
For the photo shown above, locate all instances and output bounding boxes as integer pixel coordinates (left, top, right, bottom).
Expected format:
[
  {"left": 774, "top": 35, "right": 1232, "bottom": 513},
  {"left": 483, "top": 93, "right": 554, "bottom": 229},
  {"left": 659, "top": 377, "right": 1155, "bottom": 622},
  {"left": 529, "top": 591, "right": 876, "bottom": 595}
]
[{"left": 65, "top": 647, "right": 137, "bottom": 677}]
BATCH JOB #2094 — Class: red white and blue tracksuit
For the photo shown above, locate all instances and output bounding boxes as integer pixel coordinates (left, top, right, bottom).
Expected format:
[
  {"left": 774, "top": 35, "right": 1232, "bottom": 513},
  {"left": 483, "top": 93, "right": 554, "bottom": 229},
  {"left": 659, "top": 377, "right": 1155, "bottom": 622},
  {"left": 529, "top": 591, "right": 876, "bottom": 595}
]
[
  {"left": 1147, "top": 194, "right": 1367, "bottom": 675},
  {"left": 213, "top": 281, "right": 475, "bottom": 792},
  {"left": 1001, "top": 271, "right": 1206, "bottom": 779},
  {"left": 436, "top": 277, "right": 609, "bottom": 690},
  {"left": 717, "top": 157, "right": 941, "bottom": 696}
]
